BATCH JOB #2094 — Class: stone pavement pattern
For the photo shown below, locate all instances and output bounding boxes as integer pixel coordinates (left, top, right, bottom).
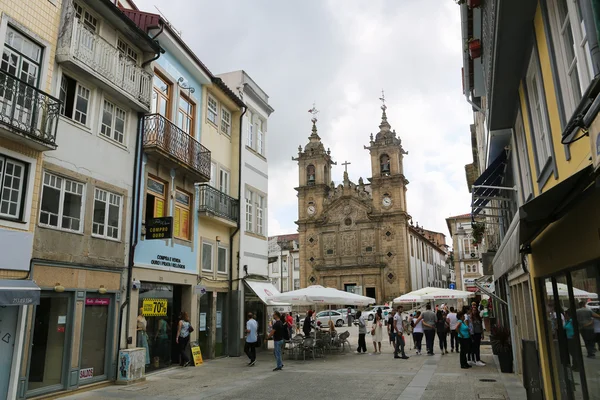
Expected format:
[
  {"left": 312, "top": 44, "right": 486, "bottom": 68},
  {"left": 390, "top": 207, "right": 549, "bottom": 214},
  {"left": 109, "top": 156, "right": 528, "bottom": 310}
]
[{"left": 63, "top": 327, "right": 526, "bottom": 400}]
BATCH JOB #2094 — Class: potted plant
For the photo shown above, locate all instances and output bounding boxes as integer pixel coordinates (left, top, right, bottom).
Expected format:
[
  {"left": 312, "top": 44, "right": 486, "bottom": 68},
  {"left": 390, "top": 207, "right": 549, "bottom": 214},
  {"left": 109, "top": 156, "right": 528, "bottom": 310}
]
[
  {"left": 471, "top": 221, "right": 485, "bottom": 244},
  {"left": 491, "top": 325, "right": 513, "bottom": 373},
  {"left": 468, "top": 39, "right": 482, "bottom": 59}
]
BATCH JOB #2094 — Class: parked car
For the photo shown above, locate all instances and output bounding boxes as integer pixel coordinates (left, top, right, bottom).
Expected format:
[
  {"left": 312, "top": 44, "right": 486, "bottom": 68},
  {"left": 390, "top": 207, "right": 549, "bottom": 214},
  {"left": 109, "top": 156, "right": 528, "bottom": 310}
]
[
  {"left": 586, "top": 301, "right": 600, "bottom": 312},
  {"left": 362, "top": 305, "right": 392, "bottom": 321},
  {"left": 314, "top": 310, "right": 345, "bottom": 327},
  {"left": 336, "top": 308, "right": 357, "bottom": 318}
]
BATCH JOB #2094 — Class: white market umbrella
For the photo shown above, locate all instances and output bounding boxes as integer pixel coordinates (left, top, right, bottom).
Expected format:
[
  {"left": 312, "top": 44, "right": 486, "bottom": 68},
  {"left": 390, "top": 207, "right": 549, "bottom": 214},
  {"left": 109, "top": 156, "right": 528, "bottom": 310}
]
[
  {"left": 545, "top": 282, "right": 598, "bottom": 299},
  {"left": 420, "top": 288, "right": 473, "bottom": 300},
  {"left": 269, "top": 285, "right": 375, "bottom": 306},
  {"left": 392, "top": 287, "right": 442, "bottom": 304}
]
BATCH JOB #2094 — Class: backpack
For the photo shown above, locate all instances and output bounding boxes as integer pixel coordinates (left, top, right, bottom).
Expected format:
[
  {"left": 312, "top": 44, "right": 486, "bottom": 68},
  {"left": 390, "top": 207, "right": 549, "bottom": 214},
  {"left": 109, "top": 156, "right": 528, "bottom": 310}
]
[{"left": 282, "top": 321, "right": 290, "bottom": 340}]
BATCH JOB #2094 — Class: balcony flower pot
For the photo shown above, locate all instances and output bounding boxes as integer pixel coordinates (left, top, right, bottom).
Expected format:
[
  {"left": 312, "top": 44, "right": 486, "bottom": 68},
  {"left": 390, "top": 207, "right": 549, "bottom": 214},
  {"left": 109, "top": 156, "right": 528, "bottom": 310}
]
[
  {"left": 498, "top": 350, "right": 513, "bottom": 373},
  {"left": 468, "top": 0, "right": 481, "bottom": 8},
  {"left": 468, "top": 39, "right": 482, "bottom": 59}
]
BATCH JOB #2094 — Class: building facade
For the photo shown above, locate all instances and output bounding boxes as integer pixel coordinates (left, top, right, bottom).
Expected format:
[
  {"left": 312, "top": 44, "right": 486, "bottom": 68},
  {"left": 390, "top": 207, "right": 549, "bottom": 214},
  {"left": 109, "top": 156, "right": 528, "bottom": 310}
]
[
  {"left": 267, "top": 234, "right": 301, "bottom": 292},
  {"left": 445, "top": 214, "right": 485, "bottom": 295},
  {"left": 295, "top": 106, "right": 411, "bottom": 304},
  {"left": 408, "top": 225, "right": 448, "bottom": 290},
  {"left": 0, "top": 1, "right": 62, "bottom": 398},
  {"left": 458, "top": 0, "right": 600, "bottom": 396}
]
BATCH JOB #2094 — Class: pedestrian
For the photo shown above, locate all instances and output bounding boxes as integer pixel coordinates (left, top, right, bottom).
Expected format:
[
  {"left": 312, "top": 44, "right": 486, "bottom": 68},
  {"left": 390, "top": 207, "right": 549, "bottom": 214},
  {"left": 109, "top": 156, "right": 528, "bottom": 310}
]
[
  {"left": 436, "top": 310, "right": 449, "bottom": 354},
  {"left": 576, "top": 300, "right": 600, "bottom": 358},
  {"left": 244, "top": 312, "right": 258, "bottom": 366},
  {"left": 303, "top": 310, "right": 313, "bottom": 337},
  {"left": 564, "top": 310, "right": 580, "bottom": 368},
  {"left": 412, "top": 311, "right": 424, "bottom": 355},
  {"left": 469, "top": 310, "right": 485, "bottom": 366},
  {"left": 347, "top": 307, "right": 352, "bottom": 326},
  {"left": 387, "top": 309, "right": 397, "bottom": 347},
  {"left": 175, "top": 311, "right": 191, "bottom": 367},
  {"left": 420, "top": 303, "right": 437, "bottom": 355},
  {"left": 446, "top": 307, "right": 459, "bottom": 353},
  {"left": 265, "top": 311, "right": 285, "bottom": 371},
  {"left": 295, "top": 312, "right": 301, "bottom": 335},
  {"left": 286, "top": 312, "right": 294, "bottom": 339},
  {"left": 372, "top": 308, "right": 384, "bottom": 353},
  {"left": 394, "top": 306, "right": 409, "bottom": 359},
  {"left": 456, "top": 311, "right": 472, "bottom": 369},
  {"left": 356, "top": 310, "right": 367, "bottom": 353}
]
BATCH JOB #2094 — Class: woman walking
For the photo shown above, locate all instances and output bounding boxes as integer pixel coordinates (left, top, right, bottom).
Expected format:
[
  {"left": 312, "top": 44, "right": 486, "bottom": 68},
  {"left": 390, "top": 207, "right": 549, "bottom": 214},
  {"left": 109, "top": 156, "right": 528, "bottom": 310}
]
[
  {"left": 412, "top": 311, "right": 424, "bottom": 355},
  {"left": 456, "top": 311, "right": 472, "bottom": 369},
  {"left": 176, "top": 311, "right": 192, "bottom": 367},
  {"left": 372, "top": 308, "right": 384, "bottom": 353},
  {"left": 356, "top": 311, "right": 367, "bottom": 353},
  {"left": 436, "top": 310, "right": 449, "bottom": 354},
  {"left": 469, "top": 310, "right": 485, "bottom": 366}
]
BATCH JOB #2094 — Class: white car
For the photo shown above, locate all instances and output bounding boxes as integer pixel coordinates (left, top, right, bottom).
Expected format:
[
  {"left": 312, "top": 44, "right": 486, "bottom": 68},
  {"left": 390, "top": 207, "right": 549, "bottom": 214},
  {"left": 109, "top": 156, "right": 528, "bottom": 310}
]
[
  {"left": 586, "top": 301, "right": 600, "bottom": 313},
  {"left": 362, "top": 305, "right": 392, "bottom": 321},
  {"left": 314, "top": 310, "right": 345, "bottom": 327}
]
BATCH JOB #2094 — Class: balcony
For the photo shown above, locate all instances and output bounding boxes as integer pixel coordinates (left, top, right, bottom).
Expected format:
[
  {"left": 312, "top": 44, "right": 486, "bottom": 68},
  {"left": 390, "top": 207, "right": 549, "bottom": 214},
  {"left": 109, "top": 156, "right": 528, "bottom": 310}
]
[
  {"left": 197, "top": 184, "right": 239, "bottom": 226},
  {"left": 143, "top": 114, "right": 211, "bottom": 181},
  {"left": 58, "top": 19, "right": 152, "bottom": 109},
  {"left": 0, "top": 70, "right": 60, "bottom": 150}
]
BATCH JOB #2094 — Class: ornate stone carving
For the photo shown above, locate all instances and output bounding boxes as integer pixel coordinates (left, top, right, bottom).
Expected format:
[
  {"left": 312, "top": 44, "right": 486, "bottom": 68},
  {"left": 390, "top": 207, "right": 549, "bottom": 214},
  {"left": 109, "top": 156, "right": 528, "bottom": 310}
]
[
  {"left": 323, "top": 233, "right": 336, "bottom": 257},
  {"left": 361, "top": 229, "right": 375, "bottom": 253},
  {"left": 340, "top": 232, "right": 357, "bottom": 256},
  {"left": 307, "top": 235, "right": 318, "bottom": 247},
  {"left": 324, "top": 277, "right": 337, "bottom": 288},
  {"left": 364, "top": 276, "right": 377, "bottom": 285},
  {"left": 382, "top": 226, "right": 395, "bottom": 242}
]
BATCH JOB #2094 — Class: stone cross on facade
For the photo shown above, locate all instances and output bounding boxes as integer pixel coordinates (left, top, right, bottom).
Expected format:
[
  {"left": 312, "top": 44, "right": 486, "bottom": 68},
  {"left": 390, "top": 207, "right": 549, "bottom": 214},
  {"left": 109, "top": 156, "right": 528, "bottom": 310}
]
[
  {"left": 379, "top": 89, "right": 387, "bottom": 110},
  {"left": 308, "top": 103, "right": 319, "bottom": 123},
  {"left": 341, "top": 161, "right": 351, "bottom": 172}
]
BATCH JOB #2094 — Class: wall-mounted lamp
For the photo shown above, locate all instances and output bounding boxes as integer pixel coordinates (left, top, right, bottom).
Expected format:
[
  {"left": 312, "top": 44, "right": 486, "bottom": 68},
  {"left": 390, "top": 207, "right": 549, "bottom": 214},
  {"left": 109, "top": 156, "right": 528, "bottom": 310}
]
[
  {"left": 54, "top": 283, "right": 65, "bottom": 293},
  {"left": 98, "top": 285, "right": 107, "bottom": 294},
  {"left": 216, "top": 236, "right": 221, "bottom": 243}
]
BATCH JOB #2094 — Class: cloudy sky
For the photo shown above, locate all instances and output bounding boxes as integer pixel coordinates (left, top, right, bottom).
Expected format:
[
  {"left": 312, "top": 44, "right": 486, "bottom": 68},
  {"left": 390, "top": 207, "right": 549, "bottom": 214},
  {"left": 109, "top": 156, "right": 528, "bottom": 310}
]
[{"left": 135, "top": 0, "right": 474, "bottom": 239}]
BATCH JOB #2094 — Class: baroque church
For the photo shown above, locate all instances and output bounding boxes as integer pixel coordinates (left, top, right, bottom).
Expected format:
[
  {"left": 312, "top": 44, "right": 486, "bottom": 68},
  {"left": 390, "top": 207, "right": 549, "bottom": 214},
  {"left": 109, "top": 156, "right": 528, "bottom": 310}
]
[{"left": 293, "top": 103, "right": 412, "bottom": 303}]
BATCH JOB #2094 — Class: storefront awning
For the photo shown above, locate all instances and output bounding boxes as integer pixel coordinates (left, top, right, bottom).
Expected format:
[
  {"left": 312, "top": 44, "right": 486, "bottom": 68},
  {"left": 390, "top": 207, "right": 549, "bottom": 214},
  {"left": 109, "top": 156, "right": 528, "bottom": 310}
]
[
  {"left": 0, "top": 279, "right": 40, "bottom": 306},
  {"left": 244, "top": 279, "right": 290, "bottom": 307},
  {"left": 471, "top": 149, "right": 510, "bottom": 216},
  {"left": 519, "top": 165, "right": 595, "bottom": 247},
  {"left": 492, "top": 214, "right": 520, "bottom": 278}
]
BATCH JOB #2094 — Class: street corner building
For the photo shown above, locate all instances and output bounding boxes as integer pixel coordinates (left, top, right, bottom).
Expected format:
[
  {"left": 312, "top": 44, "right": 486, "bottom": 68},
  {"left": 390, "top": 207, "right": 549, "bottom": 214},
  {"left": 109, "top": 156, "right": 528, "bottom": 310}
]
[
  {"left": 458, "top": 0, "right": 600, "bottom": 398},
  {"left": 293, "top": 104, "right": 413, "bottom": 303}
]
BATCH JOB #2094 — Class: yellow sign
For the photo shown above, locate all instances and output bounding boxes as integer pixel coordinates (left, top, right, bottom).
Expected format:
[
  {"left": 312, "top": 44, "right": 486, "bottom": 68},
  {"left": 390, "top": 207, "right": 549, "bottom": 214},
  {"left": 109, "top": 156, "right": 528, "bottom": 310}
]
[
  {"left": 191, "top": 345, "right": 203, "bottom": 366},
  {"left": 142, "top": 298, "right": 167, "bottom": 316}
]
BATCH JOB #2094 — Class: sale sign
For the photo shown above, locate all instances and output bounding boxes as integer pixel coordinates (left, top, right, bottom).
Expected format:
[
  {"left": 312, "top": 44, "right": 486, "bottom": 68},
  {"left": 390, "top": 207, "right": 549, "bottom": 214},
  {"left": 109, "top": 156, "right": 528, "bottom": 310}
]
[{"left": 142, "top": 298, "right": 168, "bottom": 316}]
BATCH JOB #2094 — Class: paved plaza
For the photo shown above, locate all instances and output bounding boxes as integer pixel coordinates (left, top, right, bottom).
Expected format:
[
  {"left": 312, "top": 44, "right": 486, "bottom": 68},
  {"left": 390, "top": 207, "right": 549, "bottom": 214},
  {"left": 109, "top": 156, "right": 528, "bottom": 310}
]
[{"left": 62, "top": 327, "right": 526, "bottom": 400}]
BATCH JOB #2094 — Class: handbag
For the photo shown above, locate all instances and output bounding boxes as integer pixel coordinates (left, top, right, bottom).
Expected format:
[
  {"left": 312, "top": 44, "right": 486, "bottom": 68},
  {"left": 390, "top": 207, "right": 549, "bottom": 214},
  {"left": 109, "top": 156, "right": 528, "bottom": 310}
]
[
  {"left": 189, "top": 325, "right": 194, "bottom": 333},
  {"left": 371, "top": 326, "right": 376, "bottom": 335}
]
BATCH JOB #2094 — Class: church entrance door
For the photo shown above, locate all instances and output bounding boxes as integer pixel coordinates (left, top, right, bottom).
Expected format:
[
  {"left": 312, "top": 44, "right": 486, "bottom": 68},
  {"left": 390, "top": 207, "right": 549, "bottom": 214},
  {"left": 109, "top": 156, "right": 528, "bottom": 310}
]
[{"left": 366, "top": 287, "right": 376, "bottom": 302}]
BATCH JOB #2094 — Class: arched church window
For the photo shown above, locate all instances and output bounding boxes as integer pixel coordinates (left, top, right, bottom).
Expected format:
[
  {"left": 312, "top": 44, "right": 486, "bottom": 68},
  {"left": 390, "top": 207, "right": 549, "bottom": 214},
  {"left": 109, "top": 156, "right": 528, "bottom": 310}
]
[
  {"left": 380, "top": 154, "right": 391, "bottom": 176},
  {"left": 307, "top": 164, "right": 316, "bottom": 185}
]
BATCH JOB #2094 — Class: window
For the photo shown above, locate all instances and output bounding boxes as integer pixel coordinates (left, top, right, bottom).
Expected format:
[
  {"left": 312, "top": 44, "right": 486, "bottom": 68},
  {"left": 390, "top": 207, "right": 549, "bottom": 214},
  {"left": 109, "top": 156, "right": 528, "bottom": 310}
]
[
  {"left": 2, "top": 26, "right": 42, "bottom": 87},
  {"left": 207, "top": 95, "right": 217, "bottom": 125},
  {"left": 515, "top": 109, "right": 533, "bottom": 202},
  {"left": 272, "top": 260, "right": 278, "bottom": 273},
  {"left": 247, "top": 111, "right": 253, "bottom": 148},
  {"left": 547, "top": 0, "right": 594, "bottom": 117},
  {"left": 174, "top": 189, "right": 191, "bottom": 240},
  {"left": 221, "top": 106, "right": 231, "bottom": 136},
  {"left": 59, "top": 75, "right": 90, "bottom": 125},
  {"left": 282, "top": 279, "right": 288, "bottom": 292},
  {"left": 219, "top": 169, "right": 229, "bottom": 195},
  {"left": 307, "top": 165, "right": 315, "bottom": 186},
  {"left": 209, "top": 162, "right": 217, "bottom": 188},
  {"left": 294, "top": 279, "right": 300, "bottom": 290},
  {"left": 92, "top": 188, "right": 122, "bottom": 239},
  {"left": 101, "top": 99, "right": 126, "bottom": 144},
  {"left": 151, "top": 74, "right": 170, "bottom": 118},
  {"left": 40, "top": 171, "right": 84, "bottom": 232},
  {"left": 526, "top": 52, "right": 552, "bottom": 172},
  {"left": 0, "top": 155, "right": 26, "bottom": 219},
  {"left": 256, "top": 195, "right": 264, "bottom": 236},
  {"left": 145, "top": 177, "right": 167, "bottom": 223},
  {"left": 202, "top": 242, "right": 213, "bottom": 272},
  {"left": 257, "top": 129, "right": 263, "bottom": 155},
  {"left": 177, "top": 94, "right": 194, "bottom": 135},
  {"left": 294, "top": 258, "right": 299, "bottom": 271},
  {"left": 282, "top": 256, "right": 288, "bottom": 273},
  {"left": 410, "top": 237, "right": 414, "bottom": 257},
  {"left": 217, "top": 246, "right": 227, "bottom": 274},
  {"left": 73, "top": 2, "right": 98, "bottom": 32},
  {"left": 380, "top": 154, "right": 391, "bottom": 176},
  {"left": 117, "top": 38, "right": 138, "bottom": 65},
  {"left": 245, "top": 188, "right": 253, "bottom": 232}
]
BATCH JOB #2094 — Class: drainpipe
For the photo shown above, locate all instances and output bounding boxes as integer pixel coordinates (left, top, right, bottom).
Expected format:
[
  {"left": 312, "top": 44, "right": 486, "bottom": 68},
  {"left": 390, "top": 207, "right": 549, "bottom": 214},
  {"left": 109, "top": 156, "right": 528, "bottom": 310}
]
[
  {"left": 117, "top": 111, "right": 144, "bottom": 375},
  {"left": 227, "top": 104, "right": 246, "bottom": 356}
]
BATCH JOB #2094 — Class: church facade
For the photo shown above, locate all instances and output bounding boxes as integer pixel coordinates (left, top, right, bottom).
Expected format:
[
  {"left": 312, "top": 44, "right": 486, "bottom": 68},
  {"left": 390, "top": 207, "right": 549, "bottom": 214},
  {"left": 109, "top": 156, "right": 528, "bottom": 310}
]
[{"left": 293, "top": 105, "right": 411, "bottom": 303}]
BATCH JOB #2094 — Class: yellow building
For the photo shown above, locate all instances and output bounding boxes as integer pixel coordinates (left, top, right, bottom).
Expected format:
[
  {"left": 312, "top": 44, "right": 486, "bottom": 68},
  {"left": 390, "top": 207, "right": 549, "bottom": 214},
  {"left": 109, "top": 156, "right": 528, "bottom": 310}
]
[
  {"left": 0, "top": 1, "right": 61, "bottom": 398},
  {"left": 460, "top": 0, "right": 600, "bottom": 397}
]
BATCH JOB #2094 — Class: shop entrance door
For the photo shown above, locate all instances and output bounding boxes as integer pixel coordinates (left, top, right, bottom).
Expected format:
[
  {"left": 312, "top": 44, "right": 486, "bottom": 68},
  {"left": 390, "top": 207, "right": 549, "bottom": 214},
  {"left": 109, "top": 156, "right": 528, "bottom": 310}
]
[
  {"left": 138, "top": 282, "right": 174, "bottom": 372},
  {"left": 215, "top": 292, "right": 226, "bottom": 357},
  {"left": 170, "top": 285, "right": 182, "bottom": 365},
  {"left": 198, "top": 291, "right": 212, "bottom": 359},
  {"left": 79, "top": 295, "right": 112, "bottom": 384},
  {"left": 0, "top": 306, "right": 18, "bottom": 399},
  {"left": 27, "top": 294, "right": 71, "bottom": 395}
]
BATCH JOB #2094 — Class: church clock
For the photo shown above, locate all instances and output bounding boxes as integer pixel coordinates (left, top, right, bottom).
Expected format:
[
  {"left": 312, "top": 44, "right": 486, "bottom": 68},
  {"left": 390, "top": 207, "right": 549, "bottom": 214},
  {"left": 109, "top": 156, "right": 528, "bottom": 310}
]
[
  {"left": 307, "top": 205, "right": 316, "bottom": 216},
  {"left": 382, "top": 196, "right": 392, "bottom": 208}
]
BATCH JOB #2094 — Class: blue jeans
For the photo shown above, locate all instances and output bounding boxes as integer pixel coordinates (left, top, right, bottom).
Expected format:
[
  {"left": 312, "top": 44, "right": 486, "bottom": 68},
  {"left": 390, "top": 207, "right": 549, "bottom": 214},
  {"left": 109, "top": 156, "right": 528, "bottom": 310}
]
[{"left": 273, "top": 340, "right": 284, "bottom": 368}]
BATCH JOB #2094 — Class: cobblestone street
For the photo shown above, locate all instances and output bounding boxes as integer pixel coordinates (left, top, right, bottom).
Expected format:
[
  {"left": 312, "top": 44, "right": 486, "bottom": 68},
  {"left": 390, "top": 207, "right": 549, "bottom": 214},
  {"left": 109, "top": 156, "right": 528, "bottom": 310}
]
[{"left": 63, "top": 329, "right": 526, "bottom": 400}]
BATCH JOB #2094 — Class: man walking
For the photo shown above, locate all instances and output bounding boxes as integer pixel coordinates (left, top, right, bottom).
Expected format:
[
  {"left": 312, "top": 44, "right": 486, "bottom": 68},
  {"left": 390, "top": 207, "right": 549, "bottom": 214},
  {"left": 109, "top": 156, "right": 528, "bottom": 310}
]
[
  {"left": 388, "top": 309, "right": 396, "bottom": 347},
  {"left": 394, "top": 306, "right": 409, "bottom": 359},
  {"left": 244, "top": 312, "right": 258, "bottom": 366},
  {"left": 422, "top": 303, "right": 437, "bottom": 355},
  {"left": 447, "top": 307, "right": 459, "bottom": 353},
  {"left": 356, "top": 310, "right": 367, "bottom": 353},
  {"left": 266, "top": 311, "right": 285, "bottom": 371}
]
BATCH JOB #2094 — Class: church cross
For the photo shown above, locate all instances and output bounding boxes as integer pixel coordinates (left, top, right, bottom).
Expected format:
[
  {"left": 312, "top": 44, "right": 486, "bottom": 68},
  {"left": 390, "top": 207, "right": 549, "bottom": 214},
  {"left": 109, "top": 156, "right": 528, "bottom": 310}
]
[
  {"left": 341, "top": 161, "right": 351, "bottom": 172},
  {"left": 379, "top": 89, "right": 387, "bottom": 111},
  {"left": 308, "top": 102, "right": 319, "bottom": 123}
]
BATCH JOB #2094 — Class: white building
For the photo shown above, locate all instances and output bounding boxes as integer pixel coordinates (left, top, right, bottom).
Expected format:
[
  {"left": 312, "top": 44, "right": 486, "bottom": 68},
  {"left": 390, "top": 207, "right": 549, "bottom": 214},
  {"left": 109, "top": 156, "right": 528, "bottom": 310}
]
[
  {"left": 268, "top": 234, "right": 300, "bottom": 292},
  {"left": 446, "top": 214, "right": 484, "bottom": 293},
  {"left": 408, "top": 225, "right": 448, "bottom": 290}
]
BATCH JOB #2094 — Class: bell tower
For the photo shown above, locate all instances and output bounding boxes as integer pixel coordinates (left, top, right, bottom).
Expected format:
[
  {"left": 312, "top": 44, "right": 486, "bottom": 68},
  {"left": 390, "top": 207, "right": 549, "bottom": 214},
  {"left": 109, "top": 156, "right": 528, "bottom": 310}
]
[{"left": 365, "top": 94, "right": 409, "bottom": 214}]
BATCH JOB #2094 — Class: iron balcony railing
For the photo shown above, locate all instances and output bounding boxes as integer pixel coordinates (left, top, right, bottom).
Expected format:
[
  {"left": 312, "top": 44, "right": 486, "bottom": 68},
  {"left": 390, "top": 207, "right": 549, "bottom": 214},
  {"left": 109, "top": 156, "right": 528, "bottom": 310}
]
[
  {"left": 70, "top": 20, "right": 152, "bottom": 107},
  {"left": 197, "top": 184, "right": 239, "bottom": 223},
  {"left": 0, "top": 70, "right": 60, "bottom": 146},
  {"left": 143, "top": 114, "right": 211, "bottom": 180}
]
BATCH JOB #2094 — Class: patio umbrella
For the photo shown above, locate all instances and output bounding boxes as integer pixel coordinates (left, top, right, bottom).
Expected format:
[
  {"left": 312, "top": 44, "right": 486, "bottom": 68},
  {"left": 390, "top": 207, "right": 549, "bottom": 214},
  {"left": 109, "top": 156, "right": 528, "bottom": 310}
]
[
  {"left": 269, "top": 285, "right": 375, "bottom": 306},
  {"left": 392, "top": 287, "right": 442, "bottom": 304},
  {"left": 420, "top": 288, "right": 473, "bottom": 300},
  {"left": 545, "top": 282, "right": 598, "bottom": 299}
]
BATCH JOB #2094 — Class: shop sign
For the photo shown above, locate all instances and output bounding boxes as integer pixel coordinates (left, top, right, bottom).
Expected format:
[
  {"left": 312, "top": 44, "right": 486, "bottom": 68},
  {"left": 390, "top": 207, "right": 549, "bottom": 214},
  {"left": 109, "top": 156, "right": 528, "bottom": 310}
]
[
  {"left": 191, "top": 343, "right": 203, "bottom": 366},
  {"left": 146, "top": 217, "right": 173, "bottom": 240},
  {"left": 150, "top": 254, "right": 186, "bottom": 269},
  {"left": 194, "top": 285, "right": 207, "bottom": 296},
  {"left": 199, "top": 313, "right": 207, "bottom": 331},
  {"left": 79, "top": 367, "right": 93, "bottom": 380},
  {"left": 85, "top": 298, "right": 110, "bottom": 306},
  {"left": 142, "top": 298, "right": 167, "bottom": 316}
]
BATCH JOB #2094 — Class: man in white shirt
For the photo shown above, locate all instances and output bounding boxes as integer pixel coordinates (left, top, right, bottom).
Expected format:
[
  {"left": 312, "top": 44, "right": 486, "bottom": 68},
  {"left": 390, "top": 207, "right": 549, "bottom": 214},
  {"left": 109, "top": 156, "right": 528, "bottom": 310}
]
[
  {"left": 393, "top": 306, "right": 409, "bottom": 359},
  {"left": 245, "top": 312, "right": 258, "bottom": 366},
  {"left": 446, "top": 307, "right": 459, "bottom": 353}
]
